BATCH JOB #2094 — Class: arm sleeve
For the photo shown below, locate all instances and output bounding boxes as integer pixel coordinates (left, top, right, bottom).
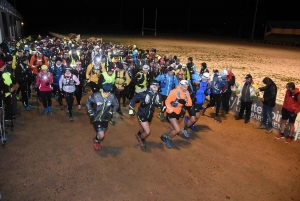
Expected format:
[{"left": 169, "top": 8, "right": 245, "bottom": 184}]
[
  {"left": 49, "top": 73, "right": 54, "bottom": 85},
  {"left": 186, "top": 93, "right": 193, "bottom": 107},
  {"left": 85, "top": 94, "right": 95, "bottom": 113},
  {"left": 125, "top": 72, "right": 131, "bottom": 85},
  {"left": 59, "top": 75, "right": 63, "bottom": 89},
  {"left": 73, "top": 75, "right": 80, "bottom": 85},
  {"left": 12, "top": 56, "right": 17, "bottom": 70},
  {"left": 129, "top": 92, "right": 144, "bottom": 110}
]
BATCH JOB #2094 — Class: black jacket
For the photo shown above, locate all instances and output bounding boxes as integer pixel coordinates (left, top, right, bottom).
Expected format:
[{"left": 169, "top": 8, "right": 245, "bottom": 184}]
[{"left": 258, "top": 77, "right": 277, "bottom": 107}]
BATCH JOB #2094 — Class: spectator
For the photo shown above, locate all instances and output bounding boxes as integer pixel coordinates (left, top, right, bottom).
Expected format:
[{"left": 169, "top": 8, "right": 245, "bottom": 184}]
[
  {"left": 258, "top": 77, "right": 277, "bottom": 133},
  {"left": 275, "top": 82, "right": 300, "bottom": 143},
  {"left": 235, "top": 74, "right": 259, "bottom": 124}
]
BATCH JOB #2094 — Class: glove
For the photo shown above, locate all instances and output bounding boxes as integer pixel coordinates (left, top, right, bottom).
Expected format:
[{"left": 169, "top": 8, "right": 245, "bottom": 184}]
[
  {"left": 45, "top": 82, "right": 49, "bottom": 86},
  {"left": 178, "top": 99, "right": 186, "bottom": 105},
  {"left": 129, "top": 109, "right": 135, "bottom": 116},
  {"left": 89, "top": 113, "right": 95, "bottom": 121}
]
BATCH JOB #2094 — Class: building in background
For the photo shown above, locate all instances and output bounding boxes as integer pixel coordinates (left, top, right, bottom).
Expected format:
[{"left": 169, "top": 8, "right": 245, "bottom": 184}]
[
  {"left": 0, "top": 0, "right": 23, "bottom": 43},
  {"left": 264, "top": 20, "right": 300, "bottom": 46}
]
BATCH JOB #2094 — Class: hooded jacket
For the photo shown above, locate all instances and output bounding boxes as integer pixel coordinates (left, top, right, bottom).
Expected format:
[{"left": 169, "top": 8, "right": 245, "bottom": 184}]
[
  {"left": 282, "top": 88, "right": 300, "bottom": 113},
  {"left": 258, "top": 77, "right": 277, "bottom": 107},
  {"left": 129, "top": 90, "right": 162, "bottom": 118}
]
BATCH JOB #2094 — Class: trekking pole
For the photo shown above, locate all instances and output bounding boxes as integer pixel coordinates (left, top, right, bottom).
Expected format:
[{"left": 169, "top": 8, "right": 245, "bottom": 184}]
[
  {"left": 36, "top": 91, "right": 40, "bottom": 116},
  {"left": 1, "top": 95, "right": 7, "bottom": 146},
  {"left": 10, "top": 93, "right": 13, "bottom": 131}
]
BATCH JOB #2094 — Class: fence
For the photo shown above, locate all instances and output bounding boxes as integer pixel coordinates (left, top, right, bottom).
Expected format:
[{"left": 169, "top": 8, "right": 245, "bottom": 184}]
[{"left": 228, "top": 92, "right": 300, "bottom": 141}]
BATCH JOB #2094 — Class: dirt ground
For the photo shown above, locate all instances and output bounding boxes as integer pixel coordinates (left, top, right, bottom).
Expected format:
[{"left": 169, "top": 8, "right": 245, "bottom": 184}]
[{"left": 0, "top": 36, "right": 300, "bottom": 201}]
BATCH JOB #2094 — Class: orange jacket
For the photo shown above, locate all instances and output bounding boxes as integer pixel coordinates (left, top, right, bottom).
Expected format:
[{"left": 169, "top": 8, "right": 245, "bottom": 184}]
[
  {"left": 165, "top": 87, "right": 192, "bottom": 115},
  {"left": 29, "top": 54, "right": 49, "bottom": 75}
]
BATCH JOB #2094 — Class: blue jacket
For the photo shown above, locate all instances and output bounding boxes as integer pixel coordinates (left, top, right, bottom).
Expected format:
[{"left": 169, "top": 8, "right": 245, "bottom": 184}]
[
  {"left": 49, "top": 64, "right": 66, "bottom": 85},
  {"left": 195, "top": 81, "right": 211, "bottom": 104},
  {"left": 155, "top": 74, "right": 179, "bottom": 96},
  {"left": 212, "top": 76, "right": 228, "bottom": 95},
  {"left": 129, "top": 90, "right": 162, "bottom": 118}
]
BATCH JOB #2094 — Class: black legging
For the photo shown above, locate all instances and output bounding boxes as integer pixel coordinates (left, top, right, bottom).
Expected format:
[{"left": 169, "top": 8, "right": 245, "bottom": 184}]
[
  {"left": 206, "top": 93, "right": 222, "bottom": 117},
  {"left": 89, "top": 81, "right": 99, "bottom": 93},
  {"left": 221, "top": 92, "right": 231, "bottom": 113},
  {"left": 52, "top": 85, "right": 64, "bottom": 106},
  {"left": 64, "top": 91, "right": 74, "bottom": 115},
  {"left": 40, "top": 91, "right": 52, "bottom": 108},
  {"left": 19, "top": 83, "right": 29, "bottom": 107},
  {"left": 33, "top": 74, "right": 40, "bottom": 97},
  {"left": 75, "top": 85, "right": 83, "bottom": 105},
  {"left": 115, "top": 89, "right": 126, "bottom": 112}
]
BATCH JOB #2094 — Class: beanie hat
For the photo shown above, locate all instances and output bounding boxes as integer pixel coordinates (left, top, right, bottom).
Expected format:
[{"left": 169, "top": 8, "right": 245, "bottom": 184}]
[
  {"left": 0, "top": 60, "right": 5, "bottom": 68},
  {"left": 4, "top": 54, "right": 13, "bottom": 62},
  {"left": 116, "top": 62, "right": 123, "bottom": 69},
  {"left": 41, "top": 65, "right": 48, "bottom": 70},
  {"left": 55, "top": 57, "right": 62, "bottom": 62}
]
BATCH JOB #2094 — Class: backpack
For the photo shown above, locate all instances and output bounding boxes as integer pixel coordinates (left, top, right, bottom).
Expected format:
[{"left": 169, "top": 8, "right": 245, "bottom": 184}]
[
  {"left": 292, "top": 92, "right": 300, "bottom": 102},
  {"left": 160, "top": 74, "right": 175, "bottom": 89}
]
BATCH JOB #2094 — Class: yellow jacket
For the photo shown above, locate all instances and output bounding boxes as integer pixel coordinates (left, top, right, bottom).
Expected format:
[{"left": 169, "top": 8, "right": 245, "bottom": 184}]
[
  {"left": 86, "top": 62, "right": 102, "bottom": 83},
  {"left": 175, "top": 68, "right": 190, "bottom": 80},
  {"left": 114, "top": 70, "right": 131, "bottom": 91}
]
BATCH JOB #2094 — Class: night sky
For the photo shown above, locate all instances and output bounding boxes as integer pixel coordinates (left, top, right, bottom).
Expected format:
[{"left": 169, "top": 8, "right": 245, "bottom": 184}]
[{"left": 7, "top": 0, "right": 299, "bottom": 39}]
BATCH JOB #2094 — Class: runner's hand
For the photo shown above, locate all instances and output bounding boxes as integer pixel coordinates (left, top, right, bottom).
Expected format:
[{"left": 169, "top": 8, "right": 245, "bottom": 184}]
[{"left": 129, "top": 109, "right": 135, "bottom": 116}]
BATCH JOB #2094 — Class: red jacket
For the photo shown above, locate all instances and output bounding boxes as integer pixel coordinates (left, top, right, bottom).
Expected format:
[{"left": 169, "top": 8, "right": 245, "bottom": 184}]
[
  {"left": 36, "top": 71, "right": 53, "bottom": 92},
  {"left": 283, "top": 88, "right": 300, "bottom": 113}
]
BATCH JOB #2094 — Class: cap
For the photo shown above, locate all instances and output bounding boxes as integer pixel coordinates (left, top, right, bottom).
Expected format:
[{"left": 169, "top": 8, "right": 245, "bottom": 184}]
[
  {"left": 0, "top": 60, "right": 5, "bottom": 68},
  {"left": 245, "top": 74, "right": 252, "bottom": 79},
  {"left": 179, "top": 80, "right": 188, "bottom": 85},
  {"left": 202, "top": 72, "right": 210, "bottom": 79},
  {"left": 102, "top": 83, "right": 113, "bottom": 92},
  {"left": 41, "top": 65, "right": 48, "bottom": 70},
  {"left": 142, "top": 65, "right": 149, "bottom": 70},
  {"left": 221, "top": 69, "right": 228, "bottom": 76}
]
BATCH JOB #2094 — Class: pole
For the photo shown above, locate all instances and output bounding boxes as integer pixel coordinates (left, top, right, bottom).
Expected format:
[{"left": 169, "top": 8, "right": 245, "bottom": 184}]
[
  {"left": 188, "top": 4, "right": 191, "bottom": 34},
  {"left": 154, "top": 9, "right": 157, "bottom": 36},
  {"left": 251, "top": 0, "right": 258, "bottom": 40},
  {"left": 142, "top": 7, "right": 144, "bottom": 36},
  {"left": 120, "top": 0, "right": 123, "bottom": 33}
]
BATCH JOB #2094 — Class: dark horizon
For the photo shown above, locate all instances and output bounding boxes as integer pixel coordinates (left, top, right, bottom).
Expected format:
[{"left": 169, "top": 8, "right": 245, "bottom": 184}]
[{"left": 8, "top": 0, "right": 299, "bottom": 40}]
